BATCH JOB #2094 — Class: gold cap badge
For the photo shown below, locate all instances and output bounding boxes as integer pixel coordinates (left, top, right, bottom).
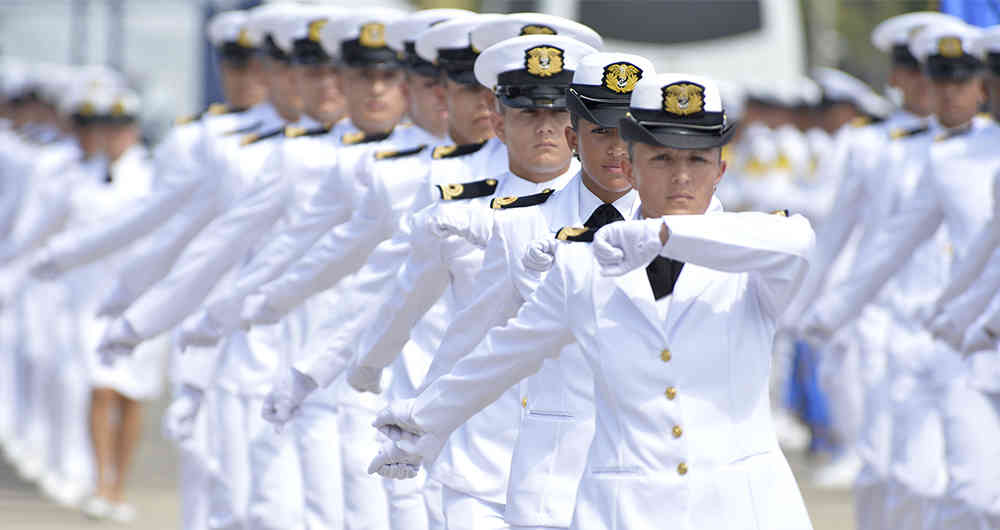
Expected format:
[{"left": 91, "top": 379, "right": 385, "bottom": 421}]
[
  {"left": 79, "top": 101, "right": 96, "bottom": 116},
  {"left": 662, "top": 82, "right": 705, "bottom": 116},
  {"left": 525, "top": 45, "right": 564, "bottom": 78},
  {"left": 308, "top": 19, "right": 328, "bottom": 43},
  {"left": 521, "top": 24, "right": 556, "bottom": 36},
  {"left": 110, "top": 100, "right": 127, "bottom": 117},
  {"left": 602, "top": 62, "right": 642, "bottom": 94},
  {"left": 359, "top": 22, "right": 386, "bottom": 48},
  {"left": 236, "top": 28, "right": 254, "bottom": 48},
  {"left": 938, "top": 36, "right": 963, "bottom": 58}
]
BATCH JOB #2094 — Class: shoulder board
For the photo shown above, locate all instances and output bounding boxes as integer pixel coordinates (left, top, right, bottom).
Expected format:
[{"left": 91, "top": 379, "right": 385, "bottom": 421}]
[
  {"left": 935, "top": 124, "right": 974, "bottom": 142},
  {"left": 285, "top": 124, "right": 332, "bottom": 138},
  {"left": 436, "top": 178, "right": 498, "bottom": 201},
  {"left": 770, "top": 209, "right": 789, "bottom": 217},
  {"left": 222, "top": 121, "right": 262, "bottom": 136},
  {"left": 342, "top": 129, "right": 392, "bottom": 146},
  {"left": 240, "top": 127, "right": 284, "bottom": 146},
  {"left": 374, "top": 145, "right": 427, "bottom": 160},
  {"left": 490, "top": 188, "right": 555, "bottom": 209},
  {"left": 555, "top": 226, "right": 595, "bottom": 242},
  {"left": 175, "top": 103, "right": 242, "bottom": 125},
  {"left": 432, "top": 140, "right": 488, "bottom": 160},
  {"left": 849, "top": 116, "right": 870, "bottom": 128},
  {"left": 889, "top": 124, "right": 929, "bottom": 140}
]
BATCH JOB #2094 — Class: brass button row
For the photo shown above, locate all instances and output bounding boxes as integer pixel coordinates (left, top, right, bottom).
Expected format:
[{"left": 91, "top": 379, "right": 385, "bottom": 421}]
[
  {"left": 660, "top": 348, "right": 672, "bottom": 362},
  {"left": 677, "top": 462, "right": 688, "bottom": 476}
]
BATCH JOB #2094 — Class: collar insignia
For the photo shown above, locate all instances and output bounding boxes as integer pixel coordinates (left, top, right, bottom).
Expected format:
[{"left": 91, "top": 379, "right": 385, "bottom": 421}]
[
  {"left": 662, "top": 82, "right": 705, "bottom": 116},
  {"left": 770, "top": 209, "right": 789, "bottom": 217},
  {"left": 525, "top": 45, "right": 564, "bottom": 78},
  {"left": 374, "top": 145, "right": 427, "bottom": 160},
  {"left": 602, "top": 62, "right": 643, "bottom": 94},
  {"left": 359, "top": 22, "right": 386, "bottom": 48},
  {"left": 555, "top": 226, "right": 595, "bottom": 242},
  {"left": 432, "top": 144, "right": 457, "bottom": 159},
  {"left": 490, "top": 188, "right": 554, "bottom": 209},
  {"left": 437, "top": 178, "right": 498, "bottom": 200}
]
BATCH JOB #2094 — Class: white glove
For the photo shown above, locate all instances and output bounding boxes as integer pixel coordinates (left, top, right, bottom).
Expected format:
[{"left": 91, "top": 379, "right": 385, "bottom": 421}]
[
  {"left": 347, "top": 364, "right": 383, "bottom": 394},
  {"left": 961, "top": 322, "right": 999, "bottom": 355},
  {"left": 260, "top": 368, "right": 318, "bottom": 427},
  {"left": 97, "top": 318, "right": 141, "bottom": 366},
  {"left": 176, "top": 310, "right": 224, "bottom": 352},
  {"left": 367, "top": 438, "right": 422, "bottom": 479},
  {"left": 241, "top": 293, "right": 281, "bottom": 328},
  {"left": 162, "top": 385, "right": 204, "bottom": 443},
  {"left": 373, "top": 399, "right": 422, "bottom": 440},
  {"left": 96, "top": 280, "right": 132, "bottom": 318},
  {"left": 426, "top": 206, "right": 489, "bottom": 248},
  {"left": 28, "top": 250, "right": 62, "bottom": 280},
  {"left": 523, "top": 238, "right": 559, "bottom": 272},
  {"left": 929, "top": 312, "right": 963, "bottom": 350},
  {"left": 593, "top": 218, "right": 665, "bottom": 277}
]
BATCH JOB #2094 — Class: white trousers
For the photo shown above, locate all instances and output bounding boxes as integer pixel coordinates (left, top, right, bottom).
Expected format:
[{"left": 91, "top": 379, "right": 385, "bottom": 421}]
[
  {"left": 177, "top": 387, "right": 215, "bottom": 530},
  {"left": 441, "top": 485, "right": 509, "bottom": 530},
  {"left": 208, "top": 389, "right": 263, "bottom": 530},
  {"left": 338, "top": 404, "right": 389, "bottom": 530},
  {"left": 926, "top": 383, "right": 1000, "bottom": 530},
  {"left": 384, "top": 468, "right": 428, "bottom": 530}
]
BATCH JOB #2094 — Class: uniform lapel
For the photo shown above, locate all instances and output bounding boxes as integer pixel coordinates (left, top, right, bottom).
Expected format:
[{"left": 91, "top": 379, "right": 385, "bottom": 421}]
[
  {"left": 662, "top": 264, "right": 715, "bottom": 339},
  {"left": 610, "top": 267, "right": 664, "bottom": 335}
]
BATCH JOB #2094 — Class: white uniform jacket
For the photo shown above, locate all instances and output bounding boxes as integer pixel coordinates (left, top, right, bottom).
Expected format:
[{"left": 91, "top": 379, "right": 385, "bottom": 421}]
[
  {"left": 407, "top": 209, "right": 816, "bottom": 530},
  {"left": 417, "top": 175, "right": 638, "bottom": 526}
]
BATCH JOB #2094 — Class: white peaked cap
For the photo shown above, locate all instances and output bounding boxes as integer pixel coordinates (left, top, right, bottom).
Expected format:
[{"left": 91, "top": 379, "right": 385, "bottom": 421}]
[{"left": 471, "top": 13, "right": 602, "bottom": 54}]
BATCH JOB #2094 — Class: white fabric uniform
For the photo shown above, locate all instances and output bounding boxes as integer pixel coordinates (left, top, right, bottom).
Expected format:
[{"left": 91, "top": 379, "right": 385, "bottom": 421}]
[
  {"left": 336, "top": 162, "right": 578, "bottom": 529},
  {"left": 810, "top": 118, "right": 1000, "bottom": 529},
  {"left": 414, "top": 176, "right": 638, "bottom": 528},
  {"left": 406, "top": 209, "right": 816, "bottom": 530}
]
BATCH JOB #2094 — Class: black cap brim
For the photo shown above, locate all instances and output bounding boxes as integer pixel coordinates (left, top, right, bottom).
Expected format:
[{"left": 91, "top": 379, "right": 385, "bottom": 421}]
[
  {"left": 566, "top": 88, "right": 628, "bottom": 128},
  {"left": 619, "top": 114, "right": 735, "bottom": 150}
]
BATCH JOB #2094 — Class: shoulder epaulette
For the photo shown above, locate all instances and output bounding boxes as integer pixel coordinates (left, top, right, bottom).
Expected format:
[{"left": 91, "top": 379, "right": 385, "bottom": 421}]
[
  {"left": 770, "top": 209, "right": 789, "bottom": 217},
  {"left": 286, "top": 123, "right": 333, "bottom": 138},
  {"left": 850, "top": 115, "right": 886, "bottom": 129},
  {"left": 222, "top": 121, "right": 262, "bottom": 136},
  {"left": 490, "top": 188, "right": 555, "bottom": 209},
  {"left": 375, "top": 145, "right": 427, "bottom": 160},
  {"left": 935, "top": 124, "right": 974, "bottom": 142},
  {"left": 437, "top": 178, "right": 498, "bottom": 200},
  {"left": 175, "top": 103, "right": 244, "bottom": 125},
  {"left": 432, "top": 140, "right": 488, "bottom": 160},
  {"left": 889, "top": 124, "right": 930, "bottom": 140},
  {"left": 240, "top": 127, "right": 284, "bottom": 146},
  {"left": 555, "top": 226, "right": 595, "bottom": 242},
  {"left": 342, "top": 129, "right": 392, "bottom": 146}
]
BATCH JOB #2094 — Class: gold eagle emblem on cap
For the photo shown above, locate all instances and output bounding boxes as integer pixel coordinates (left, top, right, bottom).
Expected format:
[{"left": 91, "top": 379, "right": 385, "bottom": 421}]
[
  {"left": 236, "top": 28, "right": 254, "bottom": 48},
  {"left": 359, "top": 22, "right": 386, "bottom": 48},
  {"left": 937, "top": 36, "right": 963, "bottom": 58},
  {"left": 521, "top": 24, "right": 556, "bottom": 36},
  {"left": 525, "top": 45, "right": 564, "bottom": 78},
  {"left": 602, "top": 62, "right": 643, "bottom": 94},
  {"left": 79, "top": 101, "right": 96, "bottom": 116},
  {"left": 662, "top": 82, "right": 705, "bottom": 116},
  {"left": 308, "top": 18, "right": 328, "bottom": 43},
  {"left": 110, "top": 100, "right": 127, "bottom": 117}
]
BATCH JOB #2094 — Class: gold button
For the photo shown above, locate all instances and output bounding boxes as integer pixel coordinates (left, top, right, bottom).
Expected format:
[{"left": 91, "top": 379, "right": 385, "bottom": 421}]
[
  {"left": 672, "top": 425, "right": 683, "bottom": 438},
  {"left": 521, "top": 398, "right": 527, "bottom": 408},
  {"left": 677, "top": 462, "right": 688, "bottom": 476},
  {"left": 660, "top": 349, "right": 672, "bottom": 362},
  {"left": 665, "top": 387, "right": 677, "bottom": 400}
]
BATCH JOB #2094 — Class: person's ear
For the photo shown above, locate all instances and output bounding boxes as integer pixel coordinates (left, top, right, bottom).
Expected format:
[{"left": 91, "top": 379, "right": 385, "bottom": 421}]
[
  {"left": 623, "top": 156, "right": 637, "bottom": 189},
  {"left": 714, "top": 159, "right": 727, "bottom": 190},
  {"left": 491, "top": 97, "right": 507, "bottom": 144},
  {"left": 564, "top": 125, "right": 578, "bottom": 157}
]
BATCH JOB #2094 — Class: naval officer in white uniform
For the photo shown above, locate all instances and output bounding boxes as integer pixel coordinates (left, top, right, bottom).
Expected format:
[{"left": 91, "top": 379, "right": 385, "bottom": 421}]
[{"left": 374, "top": 73, "right": 816, "bottom": 530}]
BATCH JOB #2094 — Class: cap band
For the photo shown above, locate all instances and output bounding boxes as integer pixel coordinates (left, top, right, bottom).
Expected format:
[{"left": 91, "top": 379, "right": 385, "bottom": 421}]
[
  {"left": 292, "top": 39, "right": 331, "bottom": 65},
  {"left": 892, "top": 44, "right": 920, "bottom": 69},
  {"left": 403, "top": 41, "right": 440, "bottom": 77},
  {"left": 924, "top": 53, "right": 982, "bottom": 81},
  {"left": 264, "top": 36, "right": 290, "bottom": 62},
  {"left": 987, "top": 52, "right": 1000, "bottom": 76},
  {"left": 340, "top": 39, "right": 402, "bottom": 68}
]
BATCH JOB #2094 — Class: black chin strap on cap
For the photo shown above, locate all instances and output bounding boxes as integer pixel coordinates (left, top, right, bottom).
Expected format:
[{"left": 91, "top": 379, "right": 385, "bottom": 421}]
[{"left": 566, "top": 86, "right": 630, "bottom": 128}]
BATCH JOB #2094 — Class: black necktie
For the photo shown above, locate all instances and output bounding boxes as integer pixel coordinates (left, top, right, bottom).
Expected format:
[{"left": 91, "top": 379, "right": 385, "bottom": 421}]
[
  {"left": 584, "top": 203, "right": 624, "bottom": 229},
  {"left": 104, "top": 170, "right": 113, "bottom": 184},
  {"left": 647, "top": 256, "right": 684, "bottom": 300}
]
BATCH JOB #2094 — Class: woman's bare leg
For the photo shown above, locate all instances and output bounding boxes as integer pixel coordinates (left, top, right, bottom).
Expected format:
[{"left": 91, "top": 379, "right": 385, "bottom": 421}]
[
  {"left": 109, "top": 392, "right": 142, "bottom": 503},
  {"left": 89, "top": 387, "right": 116, "bottom": 500}
]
